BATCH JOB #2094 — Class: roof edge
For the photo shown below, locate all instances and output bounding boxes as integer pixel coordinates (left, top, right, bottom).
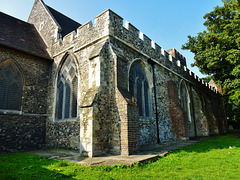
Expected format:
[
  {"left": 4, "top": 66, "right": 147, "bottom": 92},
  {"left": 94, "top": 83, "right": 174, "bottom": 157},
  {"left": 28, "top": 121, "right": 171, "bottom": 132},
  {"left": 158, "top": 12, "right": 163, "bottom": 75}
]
[
  {"left": 0, "top": 43, "right": 52, "bottom": 61},
  {"left": 28, "top": 0, "right": 62, "bottom": 31}
]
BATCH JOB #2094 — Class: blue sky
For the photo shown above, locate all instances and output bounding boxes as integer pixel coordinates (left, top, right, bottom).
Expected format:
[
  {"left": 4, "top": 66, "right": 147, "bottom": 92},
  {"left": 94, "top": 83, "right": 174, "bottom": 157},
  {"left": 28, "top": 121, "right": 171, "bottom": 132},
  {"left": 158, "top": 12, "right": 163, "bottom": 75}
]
[{"left": 0, "top": 0, "right": 223, "bottom": 78}]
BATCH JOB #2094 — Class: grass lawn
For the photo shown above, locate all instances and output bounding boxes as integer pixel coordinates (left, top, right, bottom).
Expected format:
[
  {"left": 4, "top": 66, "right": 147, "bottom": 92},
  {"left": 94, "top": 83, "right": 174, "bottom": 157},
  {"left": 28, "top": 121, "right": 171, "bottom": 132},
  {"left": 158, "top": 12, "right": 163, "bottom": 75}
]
[{"left": 1, "top": 131, "right": 240, "bottom": 179}]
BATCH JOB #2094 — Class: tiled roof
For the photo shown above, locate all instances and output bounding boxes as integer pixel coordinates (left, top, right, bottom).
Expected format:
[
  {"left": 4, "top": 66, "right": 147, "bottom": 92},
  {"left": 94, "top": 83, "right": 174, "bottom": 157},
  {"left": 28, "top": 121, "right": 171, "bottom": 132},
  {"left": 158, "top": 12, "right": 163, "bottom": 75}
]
[
  {"left": 0, "top": 11, "right": 51, "bottom": 60},
  {"left": 46, "top": 5, "right": 81, "bottom": 37}
]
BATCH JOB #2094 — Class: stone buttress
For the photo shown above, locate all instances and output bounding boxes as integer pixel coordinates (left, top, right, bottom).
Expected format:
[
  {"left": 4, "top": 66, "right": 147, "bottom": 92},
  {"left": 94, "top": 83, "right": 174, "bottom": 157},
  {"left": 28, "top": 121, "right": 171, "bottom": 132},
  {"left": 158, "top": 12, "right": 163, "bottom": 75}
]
[{"left": 26, "top": 0, "right": 227, "bottom": 157}]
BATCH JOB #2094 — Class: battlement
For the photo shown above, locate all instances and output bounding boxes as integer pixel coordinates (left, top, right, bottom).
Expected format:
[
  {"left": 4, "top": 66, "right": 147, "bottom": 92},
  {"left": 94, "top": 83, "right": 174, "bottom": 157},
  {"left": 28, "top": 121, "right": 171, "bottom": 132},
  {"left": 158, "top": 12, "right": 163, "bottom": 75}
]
[
  {"left": 51, "top": 9, "right": 217, "bottom": 94},
  {"left": 167, "top": 48, "right": 187, "bottom": 67},
  {"left": 51, "top": 9, "right": 113, "bottom": 56},
  {"left": 105, "top": 10, "right": 217, "bottom": 94}
]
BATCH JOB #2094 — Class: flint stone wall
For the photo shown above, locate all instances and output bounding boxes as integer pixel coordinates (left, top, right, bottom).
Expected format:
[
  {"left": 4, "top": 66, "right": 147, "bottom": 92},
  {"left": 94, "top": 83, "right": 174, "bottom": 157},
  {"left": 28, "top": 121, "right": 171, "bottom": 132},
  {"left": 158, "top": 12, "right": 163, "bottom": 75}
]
[
  {"left": 18, "top": 7, "right": 227, "bottom": 157},
  {"left": 43, "top": 9, "right": 226, "bottom": 155},
  {"left": 0, "top": 46, "right": 51, "bottom": 153}
]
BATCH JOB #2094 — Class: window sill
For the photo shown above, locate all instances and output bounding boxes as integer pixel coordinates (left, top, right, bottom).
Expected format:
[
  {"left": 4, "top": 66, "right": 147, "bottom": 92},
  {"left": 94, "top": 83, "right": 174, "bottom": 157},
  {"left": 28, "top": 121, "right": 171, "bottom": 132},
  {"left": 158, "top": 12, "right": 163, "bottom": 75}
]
[
  {"left": 0, "top": 109, "right": 22, "bottom": 115},
  {"left": 54, "top": 118, "right": 77, "bottom": 123},
  {"left": 139, "top": 116, "right": 153, "bottom": 121}
]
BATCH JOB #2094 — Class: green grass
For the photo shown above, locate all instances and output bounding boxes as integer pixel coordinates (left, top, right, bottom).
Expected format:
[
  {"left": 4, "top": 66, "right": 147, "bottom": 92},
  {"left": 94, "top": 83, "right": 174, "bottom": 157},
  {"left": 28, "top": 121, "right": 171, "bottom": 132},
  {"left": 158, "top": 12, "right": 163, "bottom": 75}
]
[{"left": 1, "top": 131, "right": 240, "bottom": 179}]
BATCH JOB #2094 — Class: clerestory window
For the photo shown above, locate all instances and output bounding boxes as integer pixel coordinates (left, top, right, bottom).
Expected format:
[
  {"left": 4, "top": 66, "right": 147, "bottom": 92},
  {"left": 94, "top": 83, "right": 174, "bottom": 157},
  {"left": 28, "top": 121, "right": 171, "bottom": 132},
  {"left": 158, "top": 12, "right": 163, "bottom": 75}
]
[
  {"left": 129, "top": 62, "right": 150, "bottom": 117},
  {"left": 0, "top": 61, "right": 23, "bottom": 111},
  {"left": 55, "top": 56, "right": 78, "bottom": 120}
]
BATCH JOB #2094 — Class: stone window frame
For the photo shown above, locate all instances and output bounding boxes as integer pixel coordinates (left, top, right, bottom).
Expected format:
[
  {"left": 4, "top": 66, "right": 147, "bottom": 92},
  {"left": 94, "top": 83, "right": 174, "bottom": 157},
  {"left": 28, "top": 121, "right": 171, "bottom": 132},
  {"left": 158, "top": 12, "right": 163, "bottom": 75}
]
[
  {"left": 179, "top": 79, "right": 192, "bottom": 122},
  {"left": 54, "top": 54, "right": 79, "bottom": 122},
  {"left": 129, "top": 60, "right": 151, "bottom": 118},
  {"left": 0, "top": 59, "right": 24, "bottom": 114}
]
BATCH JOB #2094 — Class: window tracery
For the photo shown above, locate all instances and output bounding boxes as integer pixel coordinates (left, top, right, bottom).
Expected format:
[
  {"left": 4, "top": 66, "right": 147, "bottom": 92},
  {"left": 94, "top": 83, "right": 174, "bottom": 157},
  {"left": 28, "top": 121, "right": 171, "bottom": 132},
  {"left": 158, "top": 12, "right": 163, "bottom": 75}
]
[
  {"left": 56, "top": 56, "right": 78, "bottom": 120},
  {"left": 0, "top": 61, "right": 23, "bottom": 111},
  {"left": 129, "top": 62, "right": 150, "bottom": 117}
]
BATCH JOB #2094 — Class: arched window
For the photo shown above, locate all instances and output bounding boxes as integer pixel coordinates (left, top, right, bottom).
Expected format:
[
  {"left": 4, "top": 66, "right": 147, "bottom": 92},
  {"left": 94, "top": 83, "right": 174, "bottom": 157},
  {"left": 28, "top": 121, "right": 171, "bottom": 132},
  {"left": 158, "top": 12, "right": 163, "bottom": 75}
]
[
  {"left": 180, "top": 84, "right": 188, "bottom": 112},
  {"left": 55, "top": 56, "right": 78, "bottom": 120},
  {"left": 0, "top": 61, "right": 23, "bottom": 111},
  {"left": 129, "top": 62, "right": 150, "bottom": 117},
  {"left": 200, "top": 95, "right": 205, "bottom": 112},
  {"left": 180, "top": 81, "right": 191, "bottom": 122}
]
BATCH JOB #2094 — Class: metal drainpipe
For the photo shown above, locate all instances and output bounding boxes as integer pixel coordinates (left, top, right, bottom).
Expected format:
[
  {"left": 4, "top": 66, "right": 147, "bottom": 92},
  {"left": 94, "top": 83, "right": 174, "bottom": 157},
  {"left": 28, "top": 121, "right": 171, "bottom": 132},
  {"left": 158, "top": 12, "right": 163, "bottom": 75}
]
[
  {"left": 147, "top": 58, "right": 160, "bottom": 144},
  {"left": 189, "top": 85, "right": 197, "bottom": 137}
]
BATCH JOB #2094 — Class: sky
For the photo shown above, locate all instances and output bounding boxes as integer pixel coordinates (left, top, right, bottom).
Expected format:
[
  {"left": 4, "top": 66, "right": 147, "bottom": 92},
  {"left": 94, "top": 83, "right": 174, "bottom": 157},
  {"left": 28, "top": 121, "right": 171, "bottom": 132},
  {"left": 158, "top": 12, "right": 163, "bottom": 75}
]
[{"left": 0, "top": 0, "right": 223, "bottom": 78}]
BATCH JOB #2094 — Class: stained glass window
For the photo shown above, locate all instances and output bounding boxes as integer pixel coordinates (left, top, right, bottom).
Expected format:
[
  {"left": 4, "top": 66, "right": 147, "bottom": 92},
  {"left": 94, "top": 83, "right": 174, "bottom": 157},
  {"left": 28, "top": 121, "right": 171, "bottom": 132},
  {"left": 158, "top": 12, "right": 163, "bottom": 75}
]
[
  {"left": 72, "top": 76, "right": 78, "bottom": 117},
  {"left": 56, "top": 80, "right": 63, "bottom": 119},
  {"left": 137, "top": 78, "right": 143, "bottom": 116},
  {"left": 180, "top": 82, "right": 188, "bottom": 112},
  {"left": 144, "top": 81, "right": 149, "bottom": 117},
  {"left": 129, "top": 62, "right": 150, "bottom": 117},
  {"left": 56, "top": 56, "right": 78, "bottom": 120},
  {"left": 0, "top": 61, "right": 23, "bottom": 110}
]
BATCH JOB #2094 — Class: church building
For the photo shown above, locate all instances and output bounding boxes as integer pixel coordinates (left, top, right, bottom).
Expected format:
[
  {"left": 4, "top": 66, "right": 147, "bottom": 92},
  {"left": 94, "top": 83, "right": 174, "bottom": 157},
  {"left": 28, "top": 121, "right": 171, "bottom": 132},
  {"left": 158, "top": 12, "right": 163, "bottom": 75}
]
[{"left": 0, "top": 0, "right": 226, "bottom": 157}]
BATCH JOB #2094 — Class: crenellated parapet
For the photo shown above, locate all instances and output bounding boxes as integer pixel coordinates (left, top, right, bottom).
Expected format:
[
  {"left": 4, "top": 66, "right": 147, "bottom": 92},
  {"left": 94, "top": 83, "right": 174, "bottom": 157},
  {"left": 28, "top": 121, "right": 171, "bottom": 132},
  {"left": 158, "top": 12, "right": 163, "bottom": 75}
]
[
  {"left": 105, "top": 10, "right": 219, "bottom": 95},
  {"left": 50, "top": 9, "right": 218, "bottom": 95},
  {"left": 50, "top": 9, "right": 113, "bottom": 57}
]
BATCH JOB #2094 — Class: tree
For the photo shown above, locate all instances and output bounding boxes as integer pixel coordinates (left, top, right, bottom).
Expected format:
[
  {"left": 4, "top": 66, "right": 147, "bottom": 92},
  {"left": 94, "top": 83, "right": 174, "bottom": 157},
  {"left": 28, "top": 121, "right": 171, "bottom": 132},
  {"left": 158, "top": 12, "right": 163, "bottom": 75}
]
[
  {"left": 182, "top": 0, "right": 240, "bottom": 123},
  {"left": 202, "top": 75, "right": 213, "bottom": 83}
]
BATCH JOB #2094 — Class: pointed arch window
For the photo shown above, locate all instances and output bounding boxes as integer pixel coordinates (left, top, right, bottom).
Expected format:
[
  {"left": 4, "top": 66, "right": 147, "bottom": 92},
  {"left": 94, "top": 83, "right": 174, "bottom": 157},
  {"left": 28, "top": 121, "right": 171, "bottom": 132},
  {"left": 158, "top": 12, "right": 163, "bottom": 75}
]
[
  {"left": 180, "top": 83, "right": 188, "bottom": 112},
  {"left": 56, "top": 56, "right": 78, "bottom": 120},
  {"left": 129, "top": 62, "right": 150, "bottom": 117},
  {"left": 0, "top": 61, "right": 23, "bottom": 111},
  {"left": 180, "top": 81, "right": 191, "bottom": 122}
]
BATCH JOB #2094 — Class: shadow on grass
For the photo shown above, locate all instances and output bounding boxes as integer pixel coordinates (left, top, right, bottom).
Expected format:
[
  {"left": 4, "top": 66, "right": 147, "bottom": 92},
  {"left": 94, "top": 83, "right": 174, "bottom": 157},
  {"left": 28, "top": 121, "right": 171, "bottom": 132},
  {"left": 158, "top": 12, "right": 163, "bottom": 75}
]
[
  {"left": 0, "top": 153, "right": 75, "bottom": 179},
  {"left": 1, "top": 131, "right": 240, "bottom": 179}
]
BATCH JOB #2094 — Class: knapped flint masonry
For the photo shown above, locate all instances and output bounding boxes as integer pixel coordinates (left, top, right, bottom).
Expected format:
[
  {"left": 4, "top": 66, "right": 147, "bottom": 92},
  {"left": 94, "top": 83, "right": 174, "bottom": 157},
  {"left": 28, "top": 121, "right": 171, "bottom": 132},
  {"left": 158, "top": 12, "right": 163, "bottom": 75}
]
[{"left": 0, "top": 0, "right": 226, "bottom": 157}]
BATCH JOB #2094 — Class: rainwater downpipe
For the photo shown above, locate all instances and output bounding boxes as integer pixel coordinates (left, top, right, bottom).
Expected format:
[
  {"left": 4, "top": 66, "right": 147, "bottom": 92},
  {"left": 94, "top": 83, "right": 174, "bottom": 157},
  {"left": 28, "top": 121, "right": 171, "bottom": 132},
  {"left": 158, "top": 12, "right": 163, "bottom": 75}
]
[{"left": 148, "top": 58, "right": 160, "bottom": 144}]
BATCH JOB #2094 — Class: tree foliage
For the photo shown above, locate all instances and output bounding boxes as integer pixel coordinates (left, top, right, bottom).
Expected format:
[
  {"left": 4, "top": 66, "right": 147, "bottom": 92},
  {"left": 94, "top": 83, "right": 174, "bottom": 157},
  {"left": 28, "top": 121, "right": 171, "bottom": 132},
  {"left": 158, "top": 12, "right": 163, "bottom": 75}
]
[
  {"left": 202, "top": 75, "right": 213, "bottom": 83},
  {"left": 182, "top": 0, "right": 240, "bottom": 122}
]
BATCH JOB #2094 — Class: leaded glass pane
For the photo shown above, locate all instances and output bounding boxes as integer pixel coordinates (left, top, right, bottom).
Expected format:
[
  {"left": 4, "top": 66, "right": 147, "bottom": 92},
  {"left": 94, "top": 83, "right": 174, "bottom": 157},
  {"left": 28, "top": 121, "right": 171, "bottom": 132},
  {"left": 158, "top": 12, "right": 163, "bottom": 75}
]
[
  {"left": 180, "top": 84, "right": 188, "bottom": 112},
  {"left": 56, "top": 56, "right": 78, "bottom": 120},
  {"left": 129, "top": 62, "right": 150, "bottom": 117},
  {"left": 129, "top": 75, "right": 135, "bottom": 97},
  {"left": 57, "top": 80, "right": 64, "bottom": 120},
  {"left": 137, "top": 78, "right": 143, "bottom": 116},
  {"left": 0, "top": 78, "right": 7, "bottom": 109},
  {"left": 7, "top": 82, "right": 22, "bottom": 110},
  {"left": 144, "top": 81, "right": 149, "bottom": 117},
  {"left": 69, "top": 67, "right": 75, "bottom": 78},
  {"left": 71, "top": 76, "right": 78, "bottom": 118},
  {"left": 64, "top": 82, "right": 71, "bottom": 118},
  {"left": 0, "top": 62, "right": 22, "bottom": 110},
  {"left": 65, "top": 57, "right": 71, "bottom": 68}
]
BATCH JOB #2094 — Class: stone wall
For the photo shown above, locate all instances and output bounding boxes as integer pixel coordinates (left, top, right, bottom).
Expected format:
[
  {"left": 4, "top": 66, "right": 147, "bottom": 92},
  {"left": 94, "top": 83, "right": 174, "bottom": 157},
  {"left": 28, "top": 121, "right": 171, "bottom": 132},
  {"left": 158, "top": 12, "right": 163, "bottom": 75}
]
[
  {"left": 25, "top": 8, "right": 226, "bottom": 157},
  {"left": 0, "top": 115, "right": 46, "bottom": 152},
  {"left": 28, "top": 0, "right": 60, "bottom": 48},
  {"left": 46, "top": 120, "right": 80, "bottom": 150},
  {"left": 167, "top": 80, "right": 187, "bottom": 139},
  {"left": 191, "top": 88, "right": 209, "bottom": 136},
  {"left": 0, "top": 46, "right": 51, "bottom": 152},
  {"left": 105, "top": 9, "right": 226, "bottom": 145}
]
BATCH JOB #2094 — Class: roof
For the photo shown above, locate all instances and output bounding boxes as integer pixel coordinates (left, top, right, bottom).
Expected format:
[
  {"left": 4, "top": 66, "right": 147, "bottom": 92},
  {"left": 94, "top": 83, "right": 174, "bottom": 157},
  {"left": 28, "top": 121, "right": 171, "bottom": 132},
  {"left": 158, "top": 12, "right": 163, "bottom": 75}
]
[
  {"left": 46, "top": 5, "right": 81, "bottom": 37},
  {"left": 0, "top": 11, "right": 51, "bottom": 60}
]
